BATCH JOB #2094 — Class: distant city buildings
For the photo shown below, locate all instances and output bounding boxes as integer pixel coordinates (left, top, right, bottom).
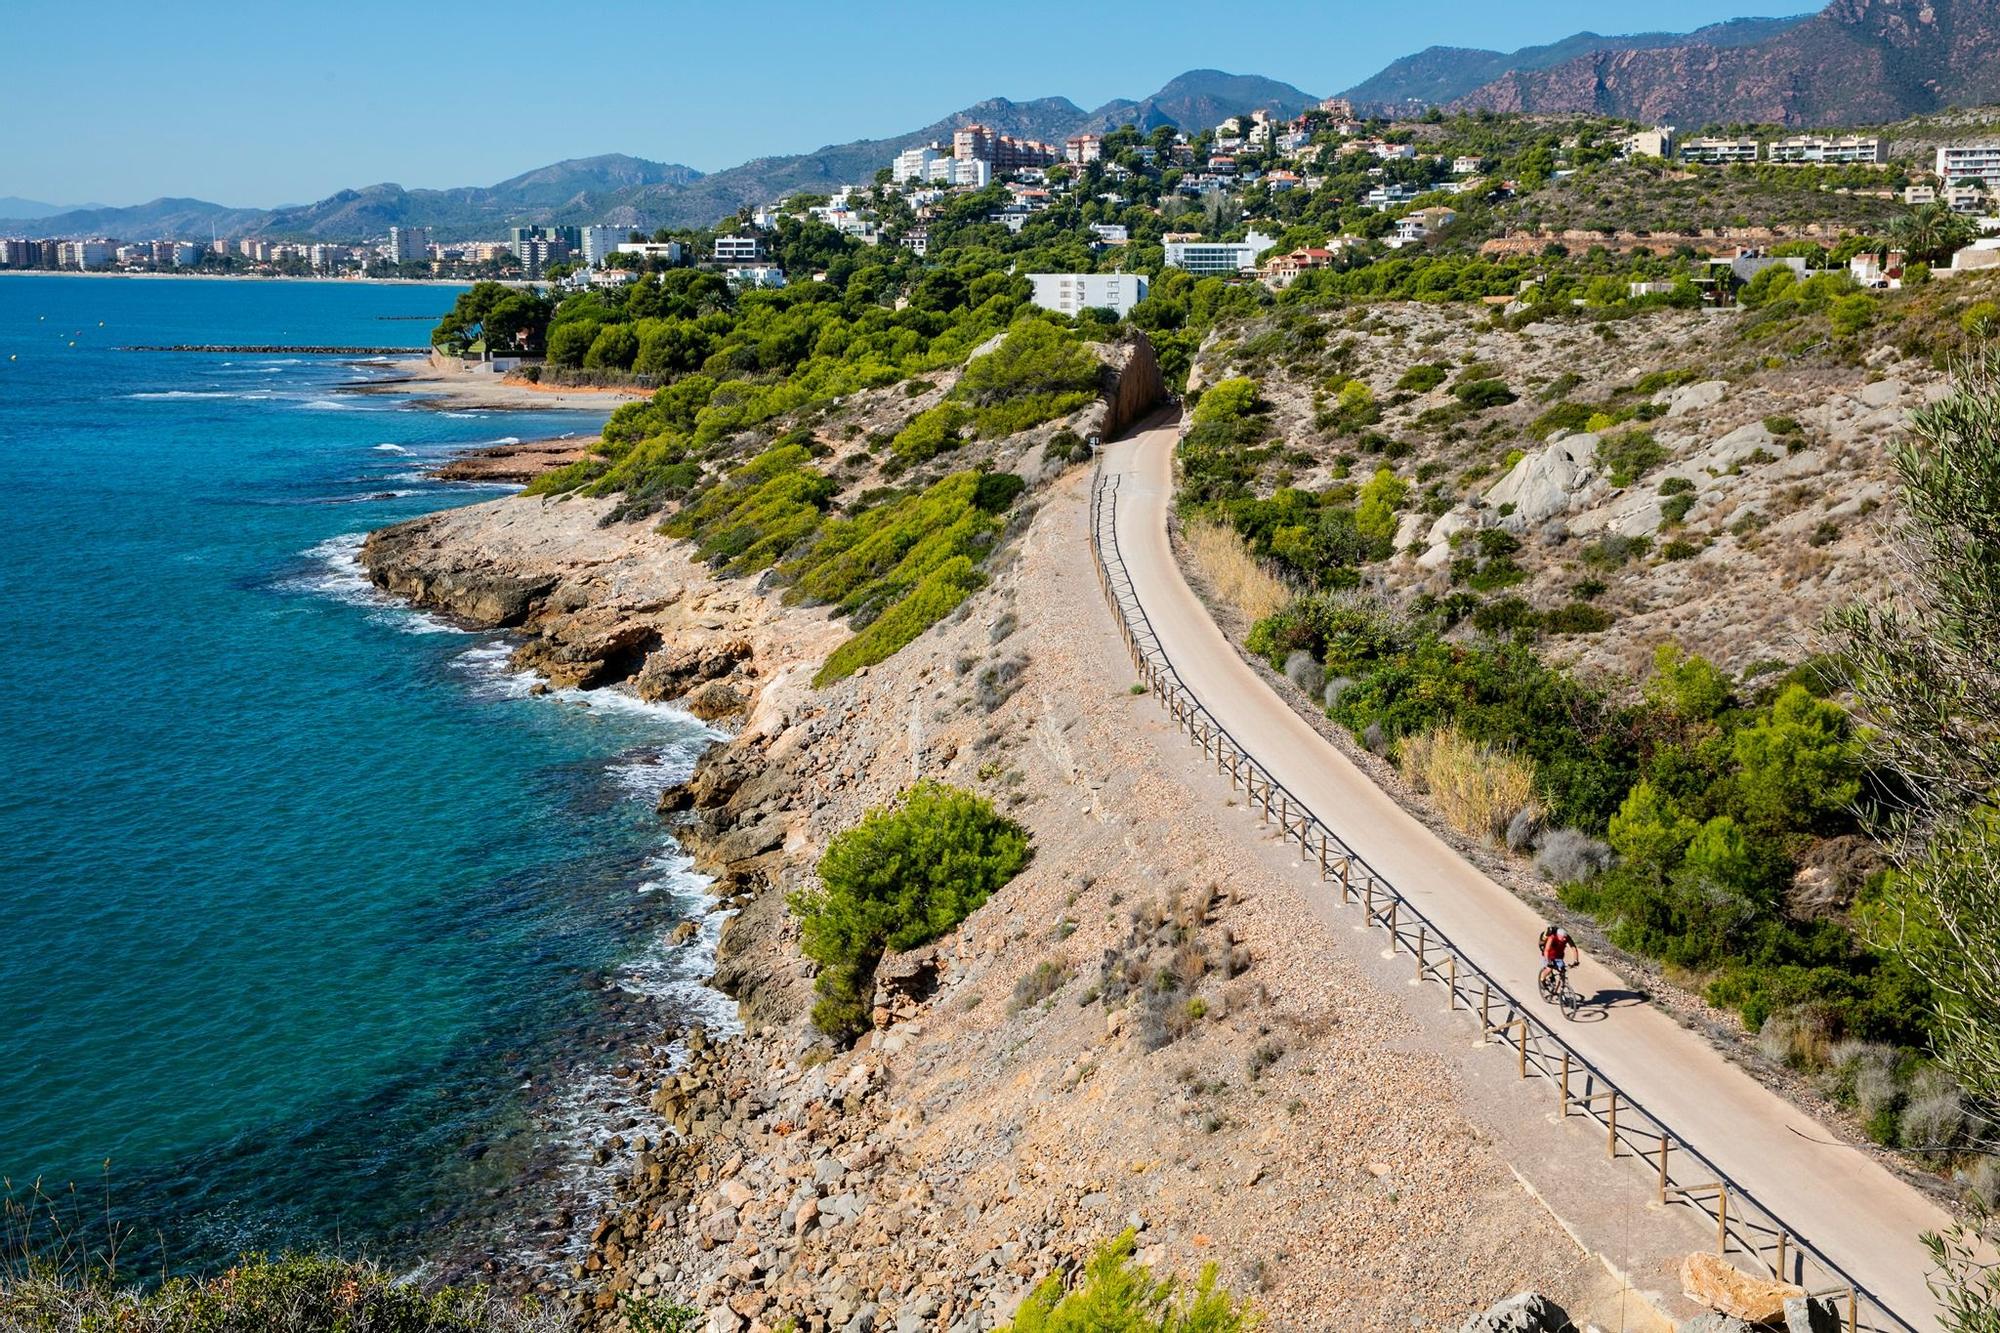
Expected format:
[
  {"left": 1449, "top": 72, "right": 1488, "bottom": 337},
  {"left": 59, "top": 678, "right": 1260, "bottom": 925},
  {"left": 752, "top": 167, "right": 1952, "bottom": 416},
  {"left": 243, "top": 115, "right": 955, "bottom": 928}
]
[
  {"left": 580, "top": 225, "right": 628, "bottom": 267},
  {"left": 1027, "top": 271, "right": 1148, "bottom": 317},
  {"left": 1065, "top": 134, "right": 1103, "bottom": 165},
  {"left": 510, "top": 225, "right": 579, "bottom": 277},
  {"left": 387, "top": 225, "right": 432, "bottom": 265}
]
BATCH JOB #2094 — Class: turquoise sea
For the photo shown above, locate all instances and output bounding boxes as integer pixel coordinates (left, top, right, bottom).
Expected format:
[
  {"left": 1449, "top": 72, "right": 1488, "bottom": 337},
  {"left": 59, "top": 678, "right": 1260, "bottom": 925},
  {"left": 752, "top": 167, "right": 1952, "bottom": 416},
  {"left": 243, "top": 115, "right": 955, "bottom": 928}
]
[{"left": 0, "top": 276, "right": 724, "bottom": 1274}]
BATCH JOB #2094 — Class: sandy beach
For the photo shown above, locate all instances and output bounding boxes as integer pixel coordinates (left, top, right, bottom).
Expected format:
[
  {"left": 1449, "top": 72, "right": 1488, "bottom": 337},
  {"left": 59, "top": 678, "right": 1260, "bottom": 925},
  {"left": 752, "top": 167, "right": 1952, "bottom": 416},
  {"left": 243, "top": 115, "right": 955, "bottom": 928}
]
[{"left": 350, "top": 356, "right": 650, "bottom": 412}]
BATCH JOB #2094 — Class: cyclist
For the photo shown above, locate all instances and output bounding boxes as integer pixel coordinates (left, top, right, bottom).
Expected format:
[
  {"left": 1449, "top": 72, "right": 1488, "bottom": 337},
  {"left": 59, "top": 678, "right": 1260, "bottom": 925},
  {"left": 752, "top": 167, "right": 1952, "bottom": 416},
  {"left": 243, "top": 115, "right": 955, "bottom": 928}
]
[{"left": 1538, "top": 925, "right": 1575, "bottom": 986}]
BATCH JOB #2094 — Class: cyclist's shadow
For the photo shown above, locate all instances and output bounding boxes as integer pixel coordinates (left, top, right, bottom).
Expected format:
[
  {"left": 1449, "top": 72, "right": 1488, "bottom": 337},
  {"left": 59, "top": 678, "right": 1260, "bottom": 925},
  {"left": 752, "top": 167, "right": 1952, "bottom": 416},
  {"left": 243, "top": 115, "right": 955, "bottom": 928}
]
[{"left": 1571, "top": 986, "right": 1648, "bottom": 1022}]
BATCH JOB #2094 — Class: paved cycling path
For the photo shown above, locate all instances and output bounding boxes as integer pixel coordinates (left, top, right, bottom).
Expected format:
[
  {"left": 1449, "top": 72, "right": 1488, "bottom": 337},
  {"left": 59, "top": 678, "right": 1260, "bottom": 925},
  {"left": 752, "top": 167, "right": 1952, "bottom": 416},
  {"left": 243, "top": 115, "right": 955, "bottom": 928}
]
[{"left": 1100, "top": 418, "right": 1954, "bottom": 1333}]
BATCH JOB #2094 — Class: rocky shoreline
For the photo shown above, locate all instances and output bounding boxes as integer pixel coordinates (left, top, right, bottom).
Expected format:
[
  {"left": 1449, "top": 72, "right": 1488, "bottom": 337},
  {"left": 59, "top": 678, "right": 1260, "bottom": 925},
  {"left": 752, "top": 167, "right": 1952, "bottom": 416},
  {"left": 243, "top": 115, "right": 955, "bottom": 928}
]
[{"left": 429, "top": 436, "right": 594, "bottom": 484}]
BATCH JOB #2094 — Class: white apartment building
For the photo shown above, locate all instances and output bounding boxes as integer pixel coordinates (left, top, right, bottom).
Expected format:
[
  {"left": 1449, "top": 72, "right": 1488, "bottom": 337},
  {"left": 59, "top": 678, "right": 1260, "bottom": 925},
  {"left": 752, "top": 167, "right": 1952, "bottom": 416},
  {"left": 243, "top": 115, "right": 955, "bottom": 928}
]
[
  {"left": 580, "top": 225, "right": 627, "bottom": 266},
  {"left": 1621, "top": 127, "right": 1676, "bottom": 159},
  {"left": 1938, "top": 145, "right": 2000, "bottom": 189},
  {"left": 924, "top": 157, "right": 991, "bottom": 188},
  {"left": 387, "top": 225, "right": 432, "bottom": 264},
  {"left": 173, "top": 241, "right": 202, "bottom": 267},
  {"left": 1681, "top": 137, "right": 1760, "bottom": 165},
  {"left": 1769, "top": 135, "right": 1881, "bottom": 164},
  {"left": 893, "top": 144, "right": 942, "bottom": 183},
  {"left": 712, "top": 234, "right": 764, "bottom": 262},
  {"left": 1088, "top": 223, "right": 1129, "bottom": 244},
  {"left": 617, "top": 240, "right": 686, "bottom": 264},
  {"left": 1027, "top": 272, "right": 1149, "bottom": 317},
  {"left": 1163, "top": 230, "right": 1274, "bottom": 276},
  {"left": 724, "top": 265, "right": 785, "bottom": 288}
]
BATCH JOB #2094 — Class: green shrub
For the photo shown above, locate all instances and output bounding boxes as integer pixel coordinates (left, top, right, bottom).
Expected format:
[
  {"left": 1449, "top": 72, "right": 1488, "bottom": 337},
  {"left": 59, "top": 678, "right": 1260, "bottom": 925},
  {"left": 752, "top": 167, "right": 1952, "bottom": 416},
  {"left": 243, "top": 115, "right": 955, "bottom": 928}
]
[
  {"left": 953, "top": 320, "right": 1101, "bottom": 435},
  {"left": 1661, "top": 492, "right": 1696, "bottom": 525},
  {"left": 1731, "top": 683, "right": 1861, "bottom": 831},
  {"left": 1596, "top": 428, "right": 1667, "bottom": 487},
  {"left": 1661, "top": 538, "right": 1700, "bottom": 560},
  {"left": 1960, "top": 300, "right": 2000, "bottom": 338},
  {"left": 1763, "top": 415, "right": 1803, "bottom": 437},
  {"left": 890, "top": 403, "right": 972, "bottom": 464},
  {"left": 663, "top": 444, "right": 836, "bottom": 574},
  {"left": 1530, "top": 401, "right": 1593, "bottom": 439},
  {"left": 1352, "top": 468, "right": 1408, "bottom": 546},
  {"left": 793, "top": 781, "right": 1030, "bottom": 1040},
  {"left": 1396, "top": 363, "right": 1449, "bottom": 393},
  {"left": 1543, "top": 602, "right": 1614, "bottom": 634},
  {"left": 1452, "top": 378, "right": 1517, "bottom": 411},
  {"left": 1580, "top": 533, "right": 1651, "bottom": 569},
  {"left": 815, "top": 556, "right": 986, "bottom": 685},
  {"left": 1658, "top": 476, "right": 1696, "bottom": 496},
  {"left": 1007, "top": 1230, "right": 1257, "bottom": 1333},
  {"left": 1830, "top": 294, "right": 1875, "bottom": 338},
  {"left": 1192, "top": 376, "right": 1260, "bottom": 425}
]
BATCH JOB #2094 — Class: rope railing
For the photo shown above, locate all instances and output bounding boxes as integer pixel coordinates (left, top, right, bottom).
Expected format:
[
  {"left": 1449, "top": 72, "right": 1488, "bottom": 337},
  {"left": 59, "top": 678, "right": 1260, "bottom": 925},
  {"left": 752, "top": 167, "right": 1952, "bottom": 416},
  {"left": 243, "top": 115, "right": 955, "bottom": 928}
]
[{"left": 1087, "top": 465, "right": 1917, "bottom": 1333}]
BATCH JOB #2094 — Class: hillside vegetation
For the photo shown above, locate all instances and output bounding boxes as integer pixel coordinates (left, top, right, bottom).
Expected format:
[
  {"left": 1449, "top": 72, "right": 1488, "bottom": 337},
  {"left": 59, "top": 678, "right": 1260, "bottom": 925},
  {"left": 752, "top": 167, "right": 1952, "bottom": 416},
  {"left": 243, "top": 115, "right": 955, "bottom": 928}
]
[{"left": 1172, "top": 272, "right": 2000, "bottom": 1189}]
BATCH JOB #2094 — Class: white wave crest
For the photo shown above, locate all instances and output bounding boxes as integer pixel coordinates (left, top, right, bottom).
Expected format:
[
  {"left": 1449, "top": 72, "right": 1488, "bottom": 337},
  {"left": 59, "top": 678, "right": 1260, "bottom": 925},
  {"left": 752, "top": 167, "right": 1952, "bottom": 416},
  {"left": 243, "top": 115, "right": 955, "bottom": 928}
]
[{"left": 284, "top": 532, "right": 465, "bottom": 634}]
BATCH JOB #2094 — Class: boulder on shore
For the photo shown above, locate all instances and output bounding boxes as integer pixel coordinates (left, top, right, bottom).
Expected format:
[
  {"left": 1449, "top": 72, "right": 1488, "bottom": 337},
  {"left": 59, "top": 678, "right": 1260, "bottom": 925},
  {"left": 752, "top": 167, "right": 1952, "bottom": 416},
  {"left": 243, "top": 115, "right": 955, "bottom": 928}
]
[{"left": 1680, "top": 1252, "right": 1805, "bottom": 1326}]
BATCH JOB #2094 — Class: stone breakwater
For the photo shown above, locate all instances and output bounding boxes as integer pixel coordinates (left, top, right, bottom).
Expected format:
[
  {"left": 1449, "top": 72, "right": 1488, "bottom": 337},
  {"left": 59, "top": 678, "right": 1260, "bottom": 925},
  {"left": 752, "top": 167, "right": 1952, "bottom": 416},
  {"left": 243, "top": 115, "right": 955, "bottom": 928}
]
[{"left": 122, "top": 344, "right": 424, "bottom": 355}]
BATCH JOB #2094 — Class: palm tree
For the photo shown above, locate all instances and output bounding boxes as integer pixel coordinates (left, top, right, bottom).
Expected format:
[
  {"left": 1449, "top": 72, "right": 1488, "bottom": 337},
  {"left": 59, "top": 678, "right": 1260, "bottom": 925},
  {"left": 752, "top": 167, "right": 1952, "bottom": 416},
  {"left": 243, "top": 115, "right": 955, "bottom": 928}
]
[{"left": 1893, "top": 202, "right": 1976, "bottom": 267}]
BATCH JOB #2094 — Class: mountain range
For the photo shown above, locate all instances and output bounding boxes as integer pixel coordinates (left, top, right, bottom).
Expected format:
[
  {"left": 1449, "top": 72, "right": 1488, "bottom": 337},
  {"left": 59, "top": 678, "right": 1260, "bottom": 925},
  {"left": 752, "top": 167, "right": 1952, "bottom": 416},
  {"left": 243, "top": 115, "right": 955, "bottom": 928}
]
[
  {"left": 1337, "top": 15, "right": 1812, "bottom": 113},
  {"left": 0, "top": 71, "right": 1317, "bottom": 243},
  {"left": 1445, "top": 0, "right": 2000, "bottom": 127},
  {"left": 8, "top": 0, "right": 2000, "bottom": 245}
]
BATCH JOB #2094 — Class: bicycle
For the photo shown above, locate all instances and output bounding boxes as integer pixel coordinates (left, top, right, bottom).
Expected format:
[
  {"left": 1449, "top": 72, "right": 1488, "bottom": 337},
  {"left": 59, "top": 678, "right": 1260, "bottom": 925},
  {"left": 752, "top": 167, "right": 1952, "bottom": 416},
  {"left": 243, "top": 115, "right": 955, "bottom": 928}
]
[{"left": 1539, "top": 964, "right": 1581, "bottom": 1020}]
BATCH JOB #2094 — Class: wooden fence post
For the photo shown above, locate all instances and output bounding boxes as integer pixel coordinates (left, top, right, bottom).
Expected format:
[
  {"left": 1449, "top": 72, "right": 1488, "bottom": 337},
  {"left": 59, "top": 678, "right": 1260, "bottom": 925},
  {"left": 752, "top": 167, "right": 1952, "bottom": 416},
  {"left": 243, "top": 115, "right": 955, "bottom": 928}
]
[
  {"left": 1446, "top": 955, "right": 1457, "bottom": 1009},
  {"left": 1717, "top": 1185, "right": 1729, "bottom": 1257},
  {"left": 1516, "top": 1021, "right": 1528, "bottom": 1078},
  {"left": 1657, "top": 1137, "right": 1671, "bottom": 1203},
  {"left": 1560, "top": 1051, "right": 1570, "bottom": 1117},
  {"left": 1481, "top": 983, "right": 1491, "bottom": 1032},
  {"left": 1606, "top": 1091, "right": 1619, "bottom": 1158},
  {"left": 1774, "top": 1232, "right": 1788, "bottom": 1283},
  {"left": 1415, "top": 926, "right": 1427, "bottom": 982},
  {"left": 1386, "top": 899, "right": 1398, "bottom": 950}
]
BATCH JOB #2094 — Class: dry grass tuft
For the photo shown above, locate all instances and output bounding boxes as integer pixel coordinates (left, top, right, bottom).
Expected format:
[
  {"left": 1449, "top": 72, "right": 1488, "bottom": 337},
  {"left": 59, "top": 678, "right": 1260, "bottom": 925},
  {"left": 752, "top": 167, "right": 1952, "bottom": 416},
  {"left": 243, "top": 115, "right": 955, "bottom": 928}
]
[
  {"left": 1182, "top": 516, "right": 1290, "bottom": 623},
  {"left": 1396, "top": 725, "right": 1542, "bottom": 845}
]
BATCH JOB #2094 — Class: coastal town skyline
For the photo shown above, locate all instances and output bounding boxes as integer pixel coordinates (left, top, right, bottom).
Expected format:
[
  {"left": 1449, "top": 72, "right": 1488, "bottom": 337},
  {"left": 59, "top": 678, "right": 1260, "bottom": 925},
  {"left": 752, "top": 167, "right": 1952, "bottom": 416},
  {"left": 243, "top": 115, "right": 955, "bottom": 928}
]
[{"left": 3, "top": 0, "right": 1770, "bottom": 207}]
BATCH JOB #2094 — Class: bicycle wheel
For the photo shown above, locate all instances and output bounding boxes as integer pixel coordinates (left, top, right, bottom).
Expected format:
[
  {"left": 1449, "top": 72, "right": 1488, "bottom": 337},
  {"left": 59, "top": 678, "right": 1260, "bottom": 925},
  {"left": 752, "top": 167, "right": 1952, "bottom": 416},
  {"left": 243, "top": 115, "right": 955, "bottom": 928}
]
[
  {"left": 1561, "top": 983, "right": 1581, "bottom": 1020},
  {"left": 1538, "top": 968, "right": 1558, "bottom": 1003}
]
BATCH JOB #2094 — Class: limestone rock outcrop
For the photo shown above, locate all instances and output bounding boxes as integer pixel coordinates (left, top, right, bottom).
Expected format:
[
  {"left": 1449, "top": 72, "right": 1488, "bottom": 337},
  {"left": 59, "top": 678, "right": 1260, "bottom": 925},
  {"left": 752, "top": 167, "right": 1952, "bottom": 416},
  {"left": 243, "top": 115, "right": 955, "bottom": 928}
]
[{"left": 1680, "top": 1252, "right": 1805, "bottom": 1326}]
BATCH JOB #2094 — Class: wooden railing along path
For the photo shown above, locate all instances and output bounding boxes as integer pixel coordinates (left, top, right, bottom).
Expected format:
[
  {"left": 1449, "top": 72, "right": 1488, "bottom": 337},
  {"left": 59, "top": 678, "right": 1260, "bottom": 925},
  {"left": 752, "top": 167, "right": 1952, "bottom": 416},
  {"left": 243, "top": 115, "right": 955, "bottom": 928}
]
[{"left": 1087, "top": 464, "right": 1917, "bottom": 1333}]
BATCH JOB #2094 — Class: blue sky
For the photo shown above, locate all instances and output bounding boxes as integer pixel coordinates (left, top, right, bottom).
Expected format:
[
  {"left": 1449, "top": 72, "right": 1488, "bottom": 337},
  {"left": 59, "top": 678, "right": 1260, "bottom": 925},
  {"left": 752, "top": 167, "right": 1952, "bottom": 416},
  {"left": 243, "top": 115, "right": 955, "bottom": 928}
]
[{"left": 3, "top": 0, "right": 1790, "bottom": 208}]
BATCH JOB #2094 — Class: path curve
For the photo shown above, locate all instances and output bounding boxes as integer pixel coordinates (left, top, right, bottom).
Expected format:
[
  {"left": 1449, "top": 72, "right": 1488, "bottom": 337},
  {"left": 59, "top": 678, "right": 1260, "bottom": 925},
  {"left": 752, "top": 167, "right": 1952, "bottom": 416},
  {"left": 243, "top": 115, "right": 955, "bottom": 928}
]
[{"left": 1099, "top": 416, "right": 1955, "bottom": 1333}]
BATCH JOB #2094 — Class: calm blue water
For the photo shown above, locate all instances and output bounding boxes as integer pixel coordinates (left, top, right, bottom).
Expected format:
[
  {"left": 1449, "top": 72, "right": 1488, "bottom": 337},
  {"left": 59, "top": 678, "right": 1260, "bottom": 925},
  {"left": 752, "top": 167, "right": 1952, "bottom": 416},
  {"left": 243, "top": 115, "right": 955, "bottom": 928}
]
[{"left": 0, "top": 276, "right": 722, "bottom": 1272}]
